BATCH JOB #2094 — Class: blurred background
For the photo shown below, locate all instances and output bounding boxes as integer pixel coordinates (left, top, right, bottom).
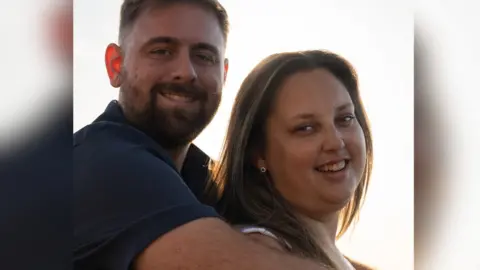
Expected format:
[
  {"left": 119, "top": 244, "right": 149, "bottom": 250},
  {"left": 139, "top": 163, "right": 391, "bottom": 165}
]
[
  {"left": 0, "top": 0, "right": 479, "bottom": 269},
  {"left": 0, "top": 0, "right": 72, "bottom": 269},
  {"left": 414, "top": 1, "right": 480, "bottom": 269}
]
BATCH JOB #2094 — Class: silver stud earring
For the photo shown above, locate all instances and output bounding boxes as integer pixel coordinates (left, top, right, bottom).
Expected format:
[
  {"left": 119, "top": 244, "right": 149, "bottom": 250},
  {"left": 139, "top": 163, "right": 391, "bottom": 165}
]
[{"left": 260, "top": 167, "right": 266, "bottom": 173}]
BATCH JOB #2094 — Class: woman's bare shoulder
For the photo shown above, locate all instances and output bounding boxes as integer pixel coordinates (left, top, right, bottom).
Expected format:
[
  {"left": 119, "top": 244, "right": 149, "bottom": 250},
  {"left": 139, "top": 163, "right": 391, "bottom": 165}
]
[
  {"left": 245, "top": 232, "right": 287, "bottom": 252},
  {"left": 235, "top": 225, "right": 289, "bottom": 252}
]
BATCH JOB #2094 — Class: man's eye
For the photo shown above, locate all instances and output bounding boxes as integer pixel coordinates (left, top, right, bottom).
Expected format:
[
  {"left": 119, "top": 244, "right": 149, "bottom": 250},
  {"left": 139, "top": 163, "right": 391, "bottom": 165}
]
[
  {"left": 196, "top": 53, "right": 217, "bottom": 64},
  {"left": 151, "top": 49, "right": 172, "bottom": 55}
]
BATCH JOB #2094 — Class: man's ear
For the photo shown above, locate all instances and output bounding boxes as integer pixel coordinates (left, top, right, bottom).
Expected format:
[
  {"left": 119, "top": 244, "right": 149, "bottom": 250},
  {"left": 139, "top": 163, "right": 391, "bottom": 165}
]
[
  {"left": 223, "top": 58, "right": 229, "bottom": 83},
  {"left": 105, "top": 43, "right": 123, "bottom": 88}
]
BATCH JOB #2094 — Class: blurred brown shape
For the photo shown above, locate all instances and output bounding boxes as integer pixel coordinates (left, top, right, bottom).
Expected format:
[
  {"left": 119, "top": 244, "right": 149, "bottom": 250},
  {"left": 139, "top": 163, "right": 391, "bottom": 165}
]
[{"left": 414, "top": 21, "right": 449, "bottom": 267}]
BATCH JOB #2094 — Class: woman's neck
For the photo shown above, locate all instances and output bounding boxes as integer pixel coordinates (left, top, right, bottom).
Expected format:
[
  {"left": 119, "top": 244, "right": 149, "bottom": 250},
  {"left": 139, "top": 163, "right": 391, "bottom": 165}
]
[
  {"left": 300, "top": 212, "right": 339, "bottom": 244},
  {"left": 298, "top": 212, "right": 355, "bottom": 269}
]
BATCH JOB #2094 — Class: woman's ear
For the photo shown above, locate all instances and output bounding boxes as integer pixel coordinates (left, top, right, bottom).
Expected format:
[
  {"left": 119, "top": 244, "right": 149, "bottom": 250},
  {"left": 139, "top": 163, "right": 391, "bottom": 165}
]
[
  {"left": 252, "top": 151, "right": 267, "bottom": 172},
  {"left": 257, "top": 159, "right": 266, "bottom": 171}
]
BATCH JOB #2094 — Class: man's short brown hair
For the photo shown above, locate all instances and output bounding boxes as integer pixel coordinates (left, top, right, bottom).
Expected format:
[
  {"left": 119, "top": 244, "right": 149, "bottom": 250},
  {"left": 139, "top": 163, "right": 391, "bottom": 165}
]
[{"left": 118, "top": 0, "right": 229, "bottom": 44}]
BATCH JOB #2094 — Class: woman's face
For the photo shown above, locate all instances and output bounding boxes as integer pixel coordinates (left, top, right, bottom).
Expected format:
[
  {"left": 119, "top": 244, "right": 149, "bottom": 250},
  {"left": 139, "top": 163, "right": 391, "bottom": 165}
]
[{"left": 261, "top": 68, "right": 366, "bottom": 219}]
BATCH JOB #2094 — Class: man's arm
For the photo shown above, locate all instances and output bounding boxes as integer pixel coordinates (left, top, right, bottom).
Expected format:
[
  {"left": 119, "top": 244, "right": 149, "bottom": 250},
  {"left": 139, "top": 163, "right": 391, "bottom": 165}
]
[
  {"left": 74, "top": 126, "right": 325, "bottom": 270},
  {"left": 135, "top": 218, "right": 326, "bottom": 270}
]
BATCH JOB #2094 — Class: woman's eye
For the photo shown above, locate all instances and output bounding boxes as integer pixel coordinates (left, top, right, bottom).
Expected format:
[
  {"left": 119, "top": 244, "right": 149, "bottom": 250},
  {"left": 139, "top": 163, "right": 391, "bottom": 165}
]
[
  {"left": 295, "top": 125, "right": 315, "bottom": 133},
  {"left": 338, "top": 114, "right": 356, "bottom": 126},
  {"left": 344, "top": 115, "right": 355, "bottom": 121}
]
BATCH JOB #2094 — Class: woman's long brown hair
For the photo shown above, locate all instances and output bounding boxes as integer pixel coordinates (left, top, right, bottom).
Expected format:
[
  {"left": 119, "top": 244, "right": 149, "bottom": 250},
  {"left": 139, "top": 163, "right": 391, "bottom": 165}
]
[{"left": 207, "top": 50, "right": 373, "bottom": 266}]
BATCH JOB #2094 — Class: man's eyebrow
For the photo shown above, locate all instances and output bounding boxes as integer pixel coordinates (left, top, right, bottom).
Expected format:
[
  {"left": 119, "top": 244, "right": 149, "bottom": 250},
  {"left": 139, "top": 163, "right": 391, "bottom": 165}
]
[
  {"left": 192, "top": 42, "right": 220, "bottom": 55},
  {"left": 142, "top": 37, "right": 219, "bottom": 55},
  {"left": 143, "top": 36, "right": 179, "bottom": 47}
]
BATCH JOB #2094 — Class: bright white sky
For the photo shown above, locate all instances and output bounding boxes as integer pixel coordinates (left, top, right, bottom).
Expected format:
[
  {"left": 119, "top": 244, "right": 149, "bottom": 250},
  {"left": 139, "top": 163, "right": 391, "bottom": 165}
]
[{"left": 74, "top": 1, "right": 413, "bottom": 269}]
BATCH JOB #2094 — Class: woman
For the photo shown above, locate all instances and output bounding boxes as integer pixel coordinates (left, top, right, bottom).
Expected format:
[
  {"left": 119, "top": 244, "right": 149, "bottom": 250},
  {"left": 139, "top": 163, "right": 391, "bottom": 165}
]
[{"left": 208, "top": 50, "right": 374, "bottom": 269}]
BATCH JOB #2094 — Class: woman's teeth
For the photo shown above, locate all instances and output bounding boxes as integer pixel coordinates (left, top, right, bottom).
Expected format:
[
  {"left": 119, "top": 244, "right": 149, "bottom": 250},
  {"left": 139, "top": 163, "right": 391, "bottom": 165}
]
[{"left": 317, "top": 160, "right": 347, "bottom": 172}]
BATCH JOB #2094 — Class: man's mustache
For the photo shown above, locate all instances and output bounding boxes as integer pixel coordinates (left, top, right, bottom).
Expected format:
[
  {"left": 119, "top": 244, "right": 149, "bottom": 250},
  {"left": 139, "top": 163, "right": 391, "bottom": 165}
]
[{"left": 152, "top": 83, "right": 207, "bottom": 101}]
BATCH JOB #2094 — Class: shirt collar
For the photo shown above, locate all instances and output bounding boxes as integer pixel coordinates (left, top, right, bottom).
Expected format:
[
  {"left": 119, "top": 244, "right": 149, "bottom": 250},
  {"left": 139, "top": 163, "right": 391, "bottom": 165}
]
[{"left": 99, "top": 100, "right": 213, "bottom": 186}]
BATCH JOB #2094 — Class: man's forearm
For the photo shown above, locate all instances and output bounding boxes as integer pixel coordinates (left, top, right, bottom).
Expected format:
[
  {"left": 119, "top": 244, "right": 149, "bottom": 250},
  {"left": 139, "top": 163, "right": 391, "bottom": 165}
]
[{"left": 135, "top": 218, "right": 327, "bottom": 270}]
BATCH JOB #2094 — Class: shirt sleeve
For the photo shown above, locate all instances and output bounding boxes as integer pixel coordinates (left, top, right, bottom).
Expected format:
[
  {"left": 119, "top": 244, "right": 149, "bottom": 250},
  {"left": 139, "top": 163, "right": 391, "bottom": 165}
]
[{"left": 74, "top": 134, "right": 219, "bottom": 270}]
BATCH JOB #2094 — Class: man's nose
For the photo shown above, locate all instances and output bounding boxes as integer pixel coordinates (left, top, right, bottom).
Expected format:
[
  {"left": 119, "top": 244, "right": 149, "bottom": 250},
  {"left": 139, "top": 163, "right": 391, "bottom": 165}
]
[{"left": 171, "top": 52, "right": 198, "bottom": 83}]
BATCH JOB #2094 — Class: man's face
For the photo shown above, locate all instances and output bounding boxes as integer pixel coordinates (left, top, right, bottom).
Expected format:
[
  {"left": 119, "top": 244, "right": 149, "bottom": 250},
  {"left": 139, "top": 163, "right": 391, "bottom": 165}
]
[{"left": 107, "top": 3, "right": 227, "bottom": 149}]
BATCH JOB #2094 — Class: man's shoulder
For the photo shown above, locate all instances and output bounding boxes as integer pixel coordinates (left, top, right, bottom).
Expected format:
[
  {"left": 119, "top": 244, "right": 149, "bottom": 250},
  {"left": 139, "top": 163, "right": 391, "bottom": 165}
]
[
  {"left": 73, "top": 121, "right": 219, "bottom": 267},
  {"left": 74, "top": 119, "right": 176, "bottom": 169},
  {"left": 74, "top": 100, "right": 167, "bottom": 157},
  {"left": 75, "top": 120, "right": 151, "bottom": 148},
  {"left": 73, "top": 120, "right": 184, "bottom": 215},
  {"left": 73, "top": 103, "right": 220, "bottom": 269}
]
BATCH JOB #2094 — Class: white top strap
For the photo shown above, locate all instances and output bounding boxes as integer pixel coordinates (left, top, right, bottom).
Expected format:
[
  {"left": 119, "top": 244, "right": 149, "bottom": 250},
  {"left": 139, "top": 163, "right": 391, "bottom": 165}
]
[
  {"left": 237, "top": 225, "right": 354, "bottom": 269},
  {"left": 236, "top": 225, "right": 293, "bottom": 251}
]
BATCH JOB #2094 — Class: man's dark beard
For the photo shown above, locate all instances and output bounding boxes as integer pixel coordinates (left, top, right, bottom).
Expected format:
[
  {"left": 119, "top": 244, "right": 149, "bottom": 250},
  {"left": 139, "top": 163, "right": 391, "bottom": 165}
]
[{"left": 121, "top": 82, "right": 220, "bottom": 150}]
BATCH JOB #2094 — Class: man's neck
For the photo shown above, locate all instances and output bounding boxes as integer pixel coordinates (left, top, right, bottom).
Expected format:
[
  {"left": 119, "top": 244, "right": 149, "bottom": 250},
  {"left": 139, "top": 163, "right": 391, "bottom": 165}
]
[
  {"left": 114, "top": 101, "right": 193, "bottom": 171},
  {"left": 166, "top": 143, "right": 191, "bottom": 172}
]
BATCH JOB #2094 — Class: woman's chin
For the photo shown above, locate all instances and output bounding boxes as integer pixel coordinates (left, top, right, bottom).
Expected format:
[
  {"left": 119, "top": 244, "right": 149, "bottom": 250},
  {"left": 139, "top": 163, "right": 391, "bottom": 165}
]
[
  {"left": 322, "top": 190, "right": 355, "bottom": 208},
  {"left": 299, "top": 193, "right": 355, "bottom": 219},
  {"left": 315, "top": 177, "right": 359, "bottom": 203}
]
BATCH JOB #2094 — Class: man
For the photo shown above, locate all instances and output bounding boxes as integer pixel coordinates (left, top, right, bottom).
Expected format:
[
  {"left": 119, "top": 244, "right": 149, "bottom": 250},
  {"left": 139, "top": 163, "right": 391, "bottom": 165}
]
[{"left": 74, "top": 0, "right": 326, "bottom": 269}]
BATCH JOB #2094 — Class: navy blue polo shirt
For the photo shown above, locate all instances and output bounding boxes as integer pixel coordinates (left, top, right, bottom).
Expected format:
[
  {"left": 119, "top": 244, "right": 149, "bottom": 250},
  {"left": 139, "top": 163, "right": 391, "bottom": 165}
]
[{"left": 74, "top": 100, "right": 220, "bottom": 269}]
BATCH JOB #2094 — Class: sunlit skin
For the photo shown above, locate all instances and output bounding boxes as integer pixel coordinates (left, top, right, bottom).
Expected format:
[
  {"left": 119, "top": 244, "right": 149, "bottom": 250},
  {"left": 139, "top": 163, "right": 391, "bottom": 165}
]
[
  {"left": 104, "top": 3, "right": 228, "bottom": 169},
  {"left": 259, "top": 69, "right": 366, "bottom": 237}
]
